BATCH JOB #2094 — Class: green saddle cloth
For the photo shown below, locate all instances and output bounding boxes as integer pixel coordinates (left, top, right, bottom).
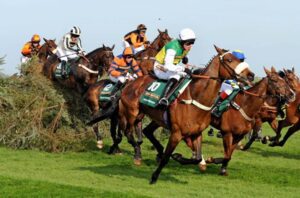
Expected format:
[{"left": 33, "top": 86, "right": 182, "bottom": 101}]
[
  {"left": 54, "top": 58, "right": 79, "bottom": 79},
  {"left": 99, "top": 82, "right": 119, "bottom": 102},
  {"left": 139, "top": 78, "right": 191, "bottom": 108}
]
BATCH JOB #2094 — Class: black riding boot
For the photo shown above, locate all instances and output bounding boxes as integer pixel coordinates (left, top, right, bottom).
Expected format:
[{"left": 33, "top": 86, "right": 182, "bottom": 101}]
[
  {"left": 61, "top": 60, "right": 67, "bottom": 78},
  {"left": 158, "top": 78, "right": 178, "bottom": 107},
  {"left": 110, "top": 81, "right": 123, "bottom": 102}
]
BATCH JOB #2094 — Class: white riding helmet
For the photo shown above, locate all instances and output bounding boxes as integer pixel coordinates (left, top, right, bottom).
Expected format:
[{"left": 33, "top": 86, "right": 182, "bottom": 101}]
[
  {"left": 70, "top": 26, "right": 81, "bottom": 36},
  {"left": 179, "top": 28, "right": 196, "bottom": 41}
]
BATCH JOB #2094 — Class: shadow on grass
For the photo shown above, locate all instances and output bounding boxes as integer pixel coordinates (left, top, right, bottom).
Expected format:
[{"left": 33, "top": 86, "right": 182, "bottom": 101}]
[
  {"left": 76, "top": 163, "right": 188, "bottom": 184},
  {"left": 246, "top": 146, "right": 300, "bottom": 160}
]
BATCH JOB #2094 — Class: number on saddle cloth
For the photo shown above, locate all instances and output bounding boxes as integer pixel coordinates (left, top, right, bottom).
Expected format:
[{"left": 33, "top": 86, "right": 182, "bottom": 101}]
[
  {"left": 99, "top": 82, "right": 119, "bottom": 102},
  {"left": 140, "top": 78, "right": 191, "bottom": 108}
]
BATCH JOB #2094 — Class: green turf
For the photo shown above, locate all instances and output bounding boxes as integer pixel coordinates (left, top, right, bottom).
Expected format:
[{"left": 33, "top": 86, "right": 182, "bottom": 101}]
[{"left": 0, "top": 125, "right": 299, "bottom": 198}]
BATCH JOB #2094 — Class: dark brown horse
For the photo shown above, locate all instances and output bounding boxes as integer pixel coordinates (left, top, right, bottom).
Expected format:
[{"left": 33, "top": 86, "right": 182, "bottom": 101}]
[
  {"left": 43, "top": 45, "right": 114, "bottom": 94},
  {"left": 38, "top": 38, "right": 57, "bottom": 64},
  {"left": 118, "top": 45, "right": 255, "bottom": 184},
  {"left": 136, "top": 29, "right": 172, "bottom": 74},
  {"left": 242, "top": 68, "right": 298, "bottom": 150},
  {"left": 198, "top": 67, "right": 293, "bottom": 175}
]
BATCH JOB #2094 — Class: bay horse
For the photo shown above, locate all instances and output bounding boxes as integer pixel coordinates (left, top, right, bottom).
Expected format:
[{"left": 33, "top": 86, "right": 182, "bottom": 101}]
[
  {"left": 135, "top": 29, "right": 172, "bottom": 74},
  {"left": 118, "top": 45, "right": 255, "bottom": 184},
  {"left": 84, "top": 79, "right": 123, "bottom": 152},
  {"left": 242, "top": 68, "right": 299, "bottom": 150},
  {"left": 202, "top": 67, "right": 295, "bottom": 176},
  {"left": 265, "top": 68, "right": 300, "bottom": 147},
  {"left": 43, "top": 44, "right": 114, "bottom": 94},
  {"left": 38, "top": 38, "right": 57, "bottom": 64}
]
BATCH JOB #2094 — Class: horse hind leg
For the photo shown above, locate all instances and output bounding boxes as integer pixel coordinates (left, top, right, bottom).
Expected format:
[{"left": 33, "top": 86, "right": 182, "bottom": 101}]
[
  {"left": 278, "top": 121, "right": 300, "bottom": 146},
  {"left": 108, "top": 111, "right": 123, "bottom": 154},
  {"left": 269, "top": 119, "right": 291, "bottom": 146}
]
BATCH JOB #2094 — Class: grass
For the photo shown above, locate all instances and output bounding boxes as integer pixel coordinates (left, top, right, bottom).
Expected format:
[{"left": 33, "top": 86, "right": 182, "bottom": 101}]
[{"left": 0, "top": 124, "right": 299, "bottom": 198}]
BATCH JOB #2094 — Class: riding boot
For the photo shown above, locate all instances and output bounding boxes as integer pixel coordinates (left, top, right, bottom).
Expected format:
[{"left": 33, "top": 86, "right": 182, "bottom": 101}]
[
  {"left": 110, "top": 81, "right": 123, "bottom": 102},
  {"left": 61, "top": 60, "right": 67, "bottom": 79},
  {"left": 158, "top": 78, "right": 178, "bottom": 107}
]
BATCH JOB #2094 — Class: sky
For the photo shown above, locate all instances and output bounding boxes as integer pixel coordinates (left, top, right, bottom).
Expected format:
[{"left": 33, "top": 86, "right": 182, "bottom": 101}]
[{"left": 0, "top": 0, "right": 299, "bottom": 77}]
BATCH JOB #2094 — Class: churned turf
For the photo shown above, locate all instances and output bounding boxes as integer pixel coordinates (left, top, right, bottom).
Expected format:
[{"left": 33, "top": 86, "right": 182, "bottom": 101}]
[{"left": 0, "top": 125, "right": 299, "bottom": 198}]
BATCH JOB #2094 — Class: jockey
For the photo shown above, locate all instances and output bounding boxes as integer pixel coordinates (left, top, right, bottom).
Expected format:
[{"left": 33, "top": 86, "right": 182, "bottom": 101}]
[
  {"left": 56, "top": 26, "right": 84, "bottom": 78},
  {"left": 123, "top": 24, "right": 150, "bottom": 54},
  {"left": 154, "top": 28, "right": 195, "bottom": 107},
  {"left": 212, "top": 49, "right": 249, "bottom": 117},
  {"left": 109, "top": 47, "right": 143, "bottom": 99},
  {"left": 21, "top": 34, "right": 42, "bottom": 63}
]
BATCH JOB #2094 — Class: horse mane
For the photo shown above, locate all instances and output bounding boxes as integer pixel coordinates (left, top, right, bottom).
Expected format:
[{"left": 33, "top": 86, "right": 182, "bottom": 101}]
[{"left": 193, "top": 55, "right": 216, "bottom": 75}]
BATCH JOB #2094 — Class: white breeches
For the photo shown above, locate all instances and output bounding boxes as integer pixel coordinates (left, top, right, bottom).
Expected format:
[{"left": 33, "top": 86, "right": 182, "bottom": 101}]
[
  {"left": 122, "top": 40, "right": 145, "bottom": 54},
  {"left": 21, "top": 56, "right": 30, "bottom": 64},
  {"left": 56, "top": 47, "right": 79, "bottom": 62},
  {"left": 153, "top": 61, "right": 183, "bottom": 81},
  {"left": 109, "top": 75, "right": 126, "bottom": 83}
]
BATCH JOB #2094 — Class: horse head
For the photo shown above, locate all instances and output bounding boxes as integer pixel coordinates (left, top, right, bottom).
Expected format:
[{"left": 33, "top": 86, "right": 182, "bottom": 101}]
[
  {"left": 151, "top": 29, "right": 172, "bottom": 50},
  {"left": 265, "top": 67, "right": 295, "bottom": 103},
  {"left": 214, "top": 45, "right": 255, "bottom": 82},
  {"left": 43, "top": 38, "right": 57, "bottom": 55},
  {"left": 283, "top": 67, "right": 300, "bottom": 92}
]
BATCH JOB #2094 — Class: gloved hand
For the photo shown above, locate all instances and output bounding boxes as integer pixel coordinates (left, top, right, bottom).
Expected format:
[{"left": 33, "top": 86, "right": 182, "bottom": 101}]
[
  {"left": 184, "top": 68, "right": 193, "bottom": 76},
  {"left": 133, "top": 73, "right": 138, "bottom": 79},
  {"left": 182, "top": 56, "right": 188, "bottom": 64},
  {"left": 178, "top": 71, "right": 187, "bottom": 77}
]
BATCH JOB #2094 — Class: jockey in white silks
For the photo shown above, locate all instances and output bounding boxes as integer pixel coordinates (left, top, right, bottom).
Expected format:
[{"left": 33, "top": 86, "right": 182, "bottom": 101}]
[{"left": 56, "top": 26, "right": 84, "bottom": 78}]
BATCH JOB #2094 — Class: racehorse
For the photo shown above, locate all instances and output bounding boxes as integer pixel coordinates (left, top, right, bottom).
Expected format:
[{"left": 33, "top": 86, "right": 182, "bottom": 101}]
[
  {"left": 117, "top": 45, "right": 255, "bottom": 184},
  {"left": 84, "top": 79, "right": 123, "bottom": 152},
  {"left": 38, "top": 38, "right": 57, "bottom": 64},
  {"left": 263, "top": 68, "right": 300, "bottom": 147},
  {"left": 43, "top": 44, "right": 114, "bottom": 94},
  {"left": 135, "top": 29, "right": 172, "bottom": 74},
  {"left": 242, "top": 68, "right": 299, "bottom": 150},
  {"left": 171, "top": 67, "right": 295, "bottom": 177}
]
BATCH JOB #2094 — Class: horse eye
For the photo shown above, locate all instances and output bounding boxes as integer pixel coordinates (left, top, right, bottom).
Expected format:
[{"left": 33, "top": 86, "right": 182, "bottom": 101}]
[{"left": 227, "top": 59, "right": 232, "bottom": 63}]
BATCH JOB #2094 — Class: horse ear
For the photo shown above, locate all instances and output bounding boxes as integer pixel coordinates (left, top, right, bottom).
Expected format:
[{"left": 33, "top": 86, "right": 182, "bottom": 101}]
[
  {"left": 271, "top": 66, "right": 276, "bottom": 73},
  {"left": 283, "top": 68, "right": 288, "bottom": 74},
  {"left": 43, "top": 38, "right": 48, "bottom": 42},
  {"left": 53, "top": 38, "right": 56, "bottom": 42},
  {"left": 264, "top": 67, "right": 271, "bottom": 76},
  {"left": 111, "top": 44, "right": 115, "bottom": 50},
  {"left": 158, "top": 29, "right": 162, "bottom": 34},
  {"left": 214, "top": 45, "right": 222, "bottom": 55},
  {"left": 102, "top": 44, "right": 105, "bottom": 48},
  {"left": 165, "top": 29, "right": 168, "bottom": 33},
  {"left": 292, "top": 67, "right": 295, "bottom": 73}
]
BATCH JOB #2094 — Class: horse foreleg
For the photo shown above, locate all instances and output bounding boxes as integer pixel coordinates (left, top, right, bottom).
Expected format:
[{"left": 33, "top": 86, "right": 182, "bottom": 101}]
[
  {"left": 135, "top": 121, "right": 143, "bottom": 146},
  {"left": 92, "top": 123, "right": 103, "bottom": 149},
  {"left": 150, "top": 132, "right": 182, "bottom": 184},
  {"left": 278, "top": 121, "right": 300, "bottom": 146},
  {"left": 243, "top": 122, "right": 261, "bottom": 151},
  {"left": 143, "top": 121, "right": 164, "bottom": 162},
  {"left": 125, "top": 123, "right": 142, "bottom": 166}
]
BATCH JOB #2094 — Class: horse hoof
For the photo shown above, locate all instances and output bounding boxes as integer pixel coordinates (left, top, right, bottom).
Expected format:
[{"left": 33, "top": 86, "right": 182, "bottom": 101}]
[
  {"left": 134, "top": 158, "right": 142, "bottom": 166},
  {"left": 219, "top": 169, "right": 228, "bottom": 176},
  {"left": 206, "top": 157, "right": 214, "bottom": 164},
  {"left": 199, "top": 163, "right": 207, "bottom": 172},
  {"left": 96, "top": 140, "right": 103, "bottom": 149},
  {"left": 261, "top": 136, "right": 269, "bottom": 144}
]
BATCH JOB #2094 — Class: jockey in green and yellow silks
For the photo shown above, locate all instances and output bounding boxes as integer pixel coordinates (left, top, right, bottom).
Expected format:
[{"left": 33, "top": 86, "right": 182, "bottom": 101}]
[{"left": 153, "top": 28, "right": 196, "bottom": 107}]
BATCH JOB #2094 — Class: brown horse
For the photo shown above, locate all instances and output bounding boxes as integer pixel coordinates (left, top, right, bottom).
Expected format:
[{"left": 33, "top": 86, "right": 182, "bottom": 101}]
[
  {"left": 43, "top": 45, "right": 114, "bottom": 94},
  {"left": 202, "top": 67, "right": 295, "bottom": 176},
  {"left": 84, "top": 79, "right": 124, "bottom": 152},
  {"left": 118, "top": 45, "right": 255, "bottom": 184},
  {"left": 136, "top": 29, "right": 172, "bottom": 74},
  {"left": 38, "top": 38, "right": 57, "bottom": 64},
  {"left": 242, "top": 68, "right": 298, "bottom": 150},
  {"left": 265, "top": 68, "right": 300, "bottom": 146}
]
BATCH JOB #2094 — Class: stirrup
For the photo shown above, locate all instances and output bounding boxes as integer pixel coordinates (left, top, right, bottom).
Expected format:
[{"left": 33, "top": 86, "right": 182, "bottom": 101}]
[{"left": 158, "top": 98, "right": 169, "bottom": 106}]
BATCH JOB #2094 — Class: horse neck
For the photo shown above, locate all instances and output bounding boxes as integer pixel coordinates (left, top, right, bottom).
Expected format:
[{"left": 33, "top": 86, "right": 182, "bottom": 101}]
[
  {"left": 38, "top": 45, "right": 48, "bottom": 60},
  {"left": 188, "top": 57, "right": 222, "bottom": 106},
  {"left": 86, "top": 49, "right": 103, "bottom": 70},
  {"left": 237, "top": 78, "right": 268, "bottom": 117}
]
